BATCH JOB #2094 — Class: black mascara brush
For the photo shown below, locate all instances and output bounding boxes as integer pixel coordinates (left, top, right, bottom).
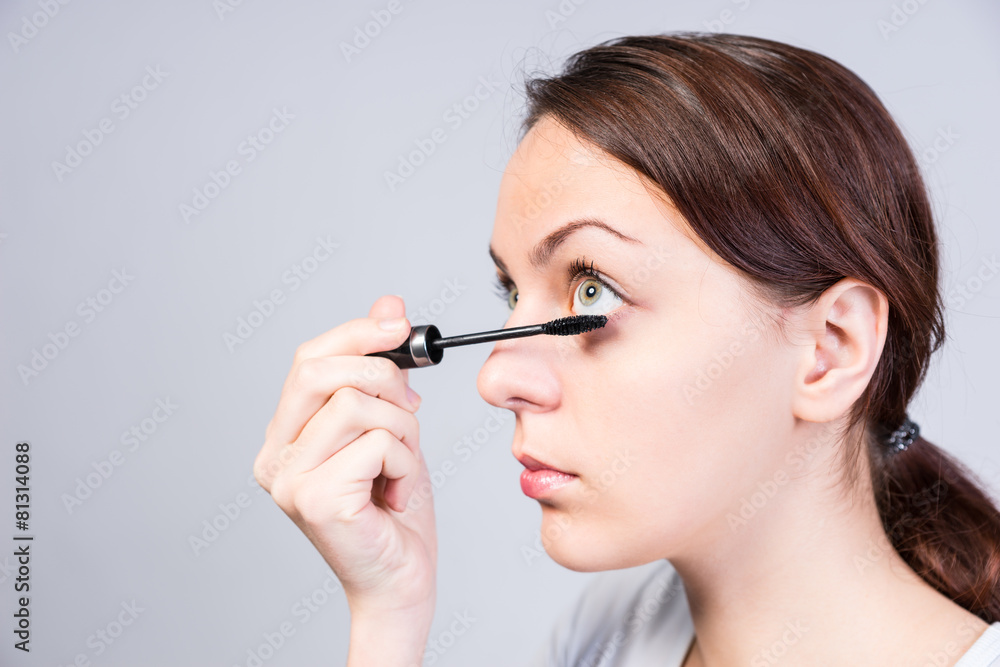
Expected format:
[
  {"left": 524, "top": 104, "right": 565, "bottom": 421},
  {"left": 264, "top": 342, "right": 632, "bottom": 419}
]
[{"left": 366, "top": 314, "right": 608, "bottom": 369}]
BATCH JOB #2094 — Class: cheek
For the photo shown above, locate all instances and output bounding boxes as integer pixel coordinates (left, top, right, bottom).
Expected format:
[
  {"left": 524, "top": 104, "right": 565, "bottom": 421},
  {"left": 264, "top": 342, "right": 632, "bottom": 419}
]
[{"left": 553, "top": 311, "right": 796, "bottom": 559}]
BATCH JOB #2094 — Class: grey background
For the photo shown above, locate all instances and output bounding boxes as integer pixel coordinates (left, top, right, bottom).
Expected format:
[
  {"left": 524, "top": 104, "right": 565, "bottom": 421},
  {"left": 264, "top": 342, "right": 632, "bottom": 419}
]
[{"left": 1, "top": 0, "right": 998, "bottom": 665}]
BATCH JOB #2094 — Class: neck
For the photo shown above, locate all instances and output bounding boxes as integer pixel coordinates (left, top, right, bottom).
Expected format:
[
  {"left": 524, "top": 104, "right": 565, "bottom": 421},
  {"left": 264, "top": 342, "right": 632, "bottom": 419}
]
[{"left": 669, "top": 430, "right": 987, "bottom": 667}]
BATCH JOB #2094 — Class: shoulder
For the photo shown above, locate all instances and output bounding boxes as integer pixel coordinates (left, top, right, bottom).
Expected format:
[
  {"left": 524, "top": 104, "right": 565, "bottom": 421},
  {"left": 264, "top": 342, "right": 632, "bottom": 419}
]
[
  {"left": 529, "top": 559, "right": 694, "bottom": 667},
  {"left": 954, "top": 622, "right": 1000, "bottom": 667}
]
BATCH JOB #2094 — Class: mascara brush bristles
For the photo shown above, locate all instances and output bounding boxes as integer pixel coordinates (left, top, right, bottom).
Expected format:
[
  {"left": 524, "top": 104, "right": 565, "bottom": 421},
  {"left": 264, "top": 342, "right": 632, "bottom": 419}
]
[
  {"left": 429, "top": 314, "right": 607, "bottom": 350},
  {"left": 542, "top": 314, "right": 607, "bottom": 336}
]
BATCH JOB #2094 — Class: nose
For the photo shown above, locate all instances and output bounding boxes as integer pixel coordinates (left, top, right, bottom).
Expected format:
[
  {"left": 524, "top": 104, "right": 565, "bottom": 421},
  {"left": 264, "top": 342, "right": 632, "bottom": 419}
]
[{"left": 476, "top": 305, "right": 563, "bottom": 412}]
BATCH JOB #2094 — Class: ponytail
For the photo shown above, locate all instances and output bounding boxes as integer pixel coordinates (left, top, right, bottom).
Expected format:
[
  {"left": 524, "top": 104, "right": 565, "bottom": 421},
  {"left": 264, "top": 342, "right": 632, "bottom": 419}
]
[{"left": 872, "top": 438, "right": 1000, "bottom": 622}]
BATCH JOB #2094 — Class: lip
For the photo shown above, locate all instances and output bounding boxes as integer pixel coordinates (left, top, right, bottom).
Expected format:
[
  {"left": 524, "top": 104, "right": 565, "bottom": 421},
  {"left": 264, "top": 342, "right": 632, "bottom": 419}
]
[
  {"left": 516, "top": 452, "right": 578, "bottom": 499},
  {"left": 516, "top": 452, "right": 570, "bottom": 473}
]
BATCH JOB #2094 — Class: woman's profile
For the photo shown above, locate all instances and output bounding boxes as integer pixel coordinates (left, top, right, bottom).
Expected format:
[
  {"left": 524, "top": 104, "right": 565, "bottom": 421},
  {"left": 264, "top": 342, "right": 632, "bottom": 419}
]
[{"left": 253, "top": 32, "right": 1000, "bottom": 666}]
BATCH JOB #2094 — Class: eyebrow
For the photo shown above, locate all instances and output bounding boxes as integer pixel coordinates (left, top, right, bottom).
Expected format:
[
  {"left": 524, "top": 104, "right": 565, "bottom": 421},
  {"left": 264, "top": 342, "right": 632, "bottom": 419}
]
[{"left": 488, "top": 218, "right": 641, "bottom": 274}]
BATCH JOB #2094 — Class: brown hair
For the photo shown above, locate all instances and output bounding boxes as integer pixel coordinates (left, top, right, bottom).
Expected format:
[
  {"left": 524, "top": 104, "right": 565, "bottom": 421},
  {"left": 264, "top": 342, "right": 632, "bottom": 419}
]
[{"left": 518, "top": 32, "right": 1000, "bottom": 622}]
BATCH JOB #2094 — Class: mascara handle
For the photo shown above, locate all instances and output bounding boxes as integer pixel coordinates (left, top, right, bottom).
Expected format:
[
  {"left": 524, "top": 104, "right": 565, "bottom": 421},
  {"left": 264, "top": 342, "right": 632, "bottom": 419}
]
[{"left": 365, "top": 324, "right": 443, "bottom": 369}]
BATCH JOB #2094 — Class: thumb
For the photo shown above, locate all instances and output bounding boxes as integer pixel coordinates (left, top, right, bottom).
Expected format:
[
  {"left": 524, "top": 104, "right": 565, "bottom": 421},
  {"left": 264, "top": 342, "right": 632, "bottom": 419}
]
[
  {"left": 368, "top": 294, "right": 411, "bottom": 384},
  {"left": 368, "top": 294, "right": 406, "bottom": 320}
]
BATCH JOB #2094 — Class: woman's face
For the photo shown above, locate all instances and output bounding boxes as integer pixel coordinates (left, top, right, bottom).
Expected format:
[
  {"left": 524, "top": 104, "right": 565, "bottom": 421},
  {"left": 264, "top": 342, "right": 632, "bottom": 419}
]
[{"left": 477, "top": 116, "right": 804, "bottom": 571}]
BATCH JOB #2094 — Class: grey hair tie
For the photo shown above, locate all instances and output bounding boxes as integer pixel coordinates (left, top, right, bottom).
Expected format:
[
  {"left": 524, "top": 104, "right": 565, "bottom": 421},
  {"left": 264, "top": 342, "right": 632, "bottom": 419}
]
[{"left": 886, "top": 415, "right": 919, "bottom": 453}]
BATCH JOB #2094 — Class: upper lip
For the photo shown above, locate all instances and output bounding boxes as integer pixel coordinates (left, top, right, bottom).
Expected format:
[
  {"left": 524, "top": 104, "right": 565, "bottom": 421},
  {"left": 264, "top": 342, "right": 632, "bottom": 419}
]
[{"left": 516, "top": 451, "right": 575, "bottom": 475}]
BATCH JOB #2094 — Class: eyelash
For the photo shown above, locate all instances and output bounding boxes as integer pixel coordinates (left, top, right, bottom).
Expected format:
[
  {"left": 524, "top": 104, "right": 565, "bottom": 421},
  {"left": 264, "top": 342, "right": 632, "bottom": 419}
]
[{"left": 492, "top": 256, "right": 624, "bottom": 306}]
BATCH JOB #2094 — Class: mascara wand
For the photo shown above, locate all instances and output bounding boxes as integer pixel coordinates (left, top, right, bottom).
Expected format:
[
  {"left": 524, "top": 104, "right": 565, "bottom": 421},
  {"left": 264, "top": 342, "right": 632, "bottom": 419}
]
[{"left": 366, "top": 314, "right": 608, "bottom": 369}]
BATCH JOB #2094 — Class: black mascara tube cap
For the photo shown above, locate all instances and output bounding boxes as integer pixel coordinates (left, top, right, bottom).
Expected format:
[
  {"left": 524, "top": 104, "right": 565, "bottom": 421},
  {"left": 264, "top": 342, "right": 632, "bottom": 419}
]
[{"left": 366, "top": 324, "right": 443, "bottom": 369}]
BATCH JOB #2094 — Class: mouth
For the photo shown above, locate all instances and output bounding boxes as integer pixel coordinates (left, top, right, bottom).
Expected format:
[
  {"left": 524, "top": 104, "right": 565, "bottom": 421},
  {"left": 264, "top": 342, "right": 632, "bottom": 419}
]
[{"left": 515, "top": 452, "right": 578, "bottom": 499}]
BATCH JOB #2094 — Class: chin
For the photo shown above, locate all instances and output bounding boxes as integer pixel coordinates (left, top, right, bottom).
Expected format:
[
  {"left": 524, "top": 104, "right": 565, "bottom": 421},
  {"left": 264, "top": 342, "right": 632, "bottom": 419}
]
[{"left": 537, "top": 506, "right": 655, "bottom": 572}]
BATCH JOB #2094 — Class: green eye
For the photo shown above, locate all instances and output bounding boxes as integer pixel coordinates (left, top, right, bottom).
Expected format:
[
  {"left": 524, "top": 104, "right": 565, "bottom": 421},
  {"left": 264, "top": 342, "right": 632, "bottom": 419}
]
[
  {"left": 572, "top": 275, "right": 621, "bottom": 315},
  {"left": 577, "top": 279, "right": 602, "bottom": 306},
  {"left": 494, "top": 273, "right": 518, "bottom": 311},
  {"left": 507, "top": 286, "right": 519, "bottom": 311}
]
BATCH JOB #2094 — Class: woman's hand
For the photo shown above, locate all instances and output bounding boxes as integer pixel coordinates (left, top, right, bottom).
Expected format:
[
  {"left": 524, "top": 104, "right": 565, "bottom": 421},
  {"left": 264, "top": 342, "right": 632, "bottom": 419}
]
[{"left": 253, "top": 295, "right": 437, "bottom": 660}]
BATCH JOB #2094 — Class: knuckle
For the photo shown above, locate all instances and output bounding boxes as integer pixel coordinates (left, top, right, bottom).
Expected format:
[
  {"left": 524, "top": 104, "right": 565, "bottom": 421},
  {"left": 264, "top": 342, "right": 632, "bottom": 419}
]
[
  {"left": 292, "top": 481, "right": 335, "bottom": 525},
  {"left": 252, "top": 456, "right": 270, "bottom": 489},
  {"left": 253, "top": 448, "right": 280, "bottom": 489},
  {"left": 395, "top": 415, "right": 419, "bottom": 447},
  {"left": 329, "top": 384, "right": 364, "bottom": 412},
  {"left": 366, "top": 426, "right": 395, "bottom": 450},
  {"left": 269, "top": 473, "right": 297, "bottom": 513},
  {"left": 292, "top": 357, "right": 327, "bottom": 391},
  {"left": 277, "top": 441, "right": 303, "bottom": 468},
  {"left": 366, "top": 356, "right": 398, "bottom": 383},
  {"left": 347, "top": 356, "right": 393, "bottom": 394},
  {"left": 292, "top": 342, "right": 311, "bottom": 365}
]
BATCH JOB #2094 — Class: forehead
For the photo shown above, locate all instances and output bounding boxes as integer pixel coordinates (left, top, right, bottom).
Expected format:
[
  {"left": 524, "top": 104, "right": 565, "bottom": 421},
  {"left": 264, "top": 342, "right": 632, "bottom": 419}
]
[
  {"left": 500, "top": 117, "right": 645, "bottom": 214},
  {"left": 491, "top": 116, "right": 709, "bottom": 262}
]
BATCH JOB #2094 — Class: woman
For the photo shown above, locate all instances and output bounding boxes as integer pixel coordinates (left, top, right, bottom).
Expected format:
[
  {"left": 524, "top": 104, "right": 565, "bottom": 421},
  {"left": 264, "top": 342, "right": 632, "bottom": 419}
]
[{"left": 253, "top": 33, "right": 1000, "bottom": 666}]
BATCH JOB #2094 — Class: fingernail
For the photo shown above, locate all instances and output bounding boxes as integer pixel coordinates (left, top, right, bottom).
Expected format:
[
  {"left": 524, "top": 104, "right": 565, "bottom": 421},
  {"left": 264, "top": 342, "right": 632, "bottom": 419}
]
[
  {"left": 378, "top": 317, "right": 407, "bottom": 331},
  {"left": 406, "top": 384, "right": 421, "bottom": 408}
]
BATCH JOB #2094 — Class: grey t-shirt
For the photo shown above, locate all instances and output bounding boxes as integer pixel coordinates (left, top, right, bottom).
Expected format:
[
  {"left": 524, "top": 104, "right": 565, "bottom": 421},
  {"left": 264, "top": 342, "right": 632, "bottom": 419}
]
[{"left": 529, "top": 559, "right": 1000, "bottom": 667}]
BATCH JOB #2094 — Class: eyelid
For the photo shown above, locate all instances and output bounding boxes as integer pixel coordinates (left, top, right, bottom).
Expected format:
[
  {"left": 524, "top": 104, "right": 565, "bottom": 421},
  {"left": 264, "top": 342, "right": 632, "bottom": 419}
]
[
  {"left": 568, "top": 259, "right": 628, "bottom": 303},
  {"left": 494, "top": 270, "right": 514, "bottom": 291},
  {"left": 492, "top": 258, "right": 629, "bottom": 305}
]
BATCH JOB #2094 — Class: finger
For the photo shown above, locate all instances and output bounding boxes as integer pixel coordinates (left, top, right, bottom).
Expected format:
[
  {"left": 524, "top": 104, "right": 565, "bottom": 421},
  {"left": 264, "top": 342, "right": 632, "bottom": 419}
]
[
  {"left": 280, "top": 385, "right": 420, "bottom": 476},
  {"left": 293, "top": 314, "right": 413, "bottom": 367},
  {"left": 294, "top": 294, "right": 409, "bottom": 363},
  {"left": 370, "top": 474, "right": 388, "bottom": 509},
  {"left": 266, "top": 354, "right": 417, "bottom": 447},
  {"left": 292, "top": 428, "right": 420, "bottom": 522},
  {"left": 327, "top": 428, "right": 420, "bottom": 514},
  {"left": 367, "top": 294, "right": 410, "bottom": 388}
]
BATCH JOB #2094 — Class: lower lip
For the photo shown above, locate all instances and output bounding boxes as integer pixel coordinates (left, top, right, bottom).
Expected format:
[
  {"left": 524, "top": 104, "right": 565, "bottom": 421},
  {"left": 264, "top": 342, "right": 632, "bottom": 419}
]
[{"left": 520, "top": 468, "right": 577, "bottom": 499}]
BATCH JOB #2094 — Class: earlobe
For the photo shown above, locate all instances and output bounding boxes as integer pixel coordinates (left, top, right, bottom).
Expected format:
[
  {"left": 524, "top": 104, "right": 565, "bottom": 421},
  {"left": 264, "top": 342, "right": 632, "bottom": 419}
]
[{"left": 791, "top": 279, "right": 888, "bottom": 423}]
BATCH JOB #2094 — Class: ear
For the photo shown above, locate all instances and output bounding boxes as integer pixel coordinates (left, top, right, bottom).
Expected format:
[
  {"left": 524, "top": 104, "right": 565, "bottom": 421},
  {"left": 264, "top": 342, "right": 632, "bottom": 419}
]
[{"left": 790, "top": 278, "right": 889, "bottom": 423}]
